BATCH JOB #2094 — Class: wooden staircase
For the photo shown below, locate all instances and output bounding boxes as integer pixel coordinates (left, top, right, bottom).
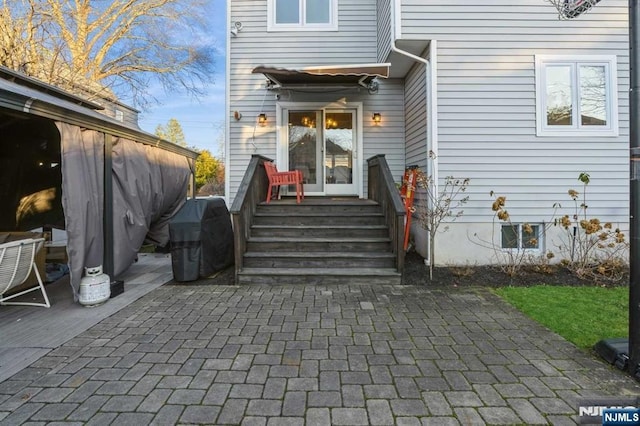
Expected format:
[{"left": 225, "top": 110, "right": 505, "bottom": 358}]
[{"left": 237, "top": 198, "right": 402, "bottom": 285}]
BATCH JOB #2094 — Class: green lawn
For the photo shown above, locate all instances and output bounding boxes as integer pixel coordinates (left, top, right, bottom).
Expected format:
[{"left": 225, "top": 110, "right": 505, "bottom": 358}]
[{"left": 493, "top": 286, "right": 629, "bottom": 350}]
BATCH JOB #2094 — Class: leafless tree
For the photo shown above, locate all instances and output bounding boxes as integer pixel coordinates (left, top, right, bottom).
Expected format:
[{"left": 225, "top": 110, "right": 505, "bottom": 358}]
[{"left": 0, "top": 0, "right": 215, "bottom": 108}]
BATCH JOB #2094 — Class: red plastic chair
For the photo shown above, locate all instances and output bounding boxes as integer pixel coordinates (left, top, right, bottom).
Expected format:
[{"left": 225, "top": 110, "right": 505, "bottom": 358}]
[{"left": 264, "top": 162, "right": 304, "bottom": 204}]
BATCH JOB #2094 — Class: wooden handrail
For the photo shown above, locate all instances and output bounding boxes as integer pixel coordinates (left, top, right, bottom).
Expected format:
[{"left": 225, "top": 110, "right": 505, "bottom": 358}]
[
  {"left": 230, "top": 155, "right": 272, "bottom": 283},
  {"left": 367, "top": 154, "right": 406, "bottom": 278}
]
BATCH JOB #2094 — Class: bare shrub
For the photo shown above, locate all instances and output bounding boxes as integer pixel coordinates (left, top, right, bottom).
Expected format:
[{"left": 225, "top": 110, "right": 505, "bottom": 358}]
[
  {"left": 412, "top": 163, "right": 469, "bottom": 280},
  {"left": 553, "top": 173, "right": 628, "bottom": 283}
]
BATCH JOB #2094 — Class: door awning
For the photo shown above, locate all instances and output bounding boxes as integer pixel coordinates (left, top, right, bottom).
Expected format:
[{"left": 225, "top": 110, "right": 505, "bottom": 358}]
[{"left": 252, "top": 63, "right": 390, "bottom": 91}]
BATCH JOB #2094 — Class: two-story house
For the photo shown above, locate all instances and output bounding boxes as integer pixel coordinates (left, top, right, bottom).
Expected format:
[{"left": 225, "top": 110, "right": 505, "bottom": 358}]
[{"left": 226, "top": 0, "right": 629, "bottom": 283}]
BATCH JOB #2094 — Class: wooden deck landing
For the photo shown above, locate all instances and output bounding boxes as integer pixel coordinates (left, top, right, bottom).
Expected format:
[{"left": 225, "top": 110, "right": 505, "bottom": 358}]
[
  {"left": 264, "top": 196, "right": 378, "bottom": 205},
  {"left": 0, "top": 253, "right": 172, "bottom": 383}
]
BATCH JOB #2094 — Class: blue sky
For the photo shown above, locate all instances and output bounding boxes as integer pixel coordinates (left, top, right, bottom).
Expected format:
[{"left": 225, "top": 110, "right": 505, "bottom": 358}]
[{"left": 137, "top": 0, "right": 226, "bottom": 155}]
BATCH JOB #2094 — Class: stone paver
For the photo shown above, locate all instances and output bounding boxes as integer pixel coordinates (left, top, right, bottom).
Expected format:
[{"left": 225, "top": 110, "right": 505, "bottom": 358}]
[
  {"left": 180, "top": 405, "right": 220, "bottom": 424},
  {"left": 0, "top": 284, "right": 639, "bottom": 425}
]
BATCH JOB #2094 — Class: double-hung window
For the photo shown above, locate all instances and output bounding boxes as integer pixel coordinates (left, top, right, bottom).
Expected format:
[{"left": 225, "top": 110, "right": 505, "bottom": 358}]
[
  {"left": 535, "top": 55, "right": 618, "bottom": 137},
  {"left": 268, "top": 0, "right": 338, "bottom": 31}
]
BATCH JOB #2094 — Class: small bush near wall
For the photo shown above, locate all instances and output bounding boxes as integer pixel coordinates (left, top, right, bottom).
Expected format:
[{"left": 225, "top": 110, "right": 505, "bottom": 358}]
[
  {"left": 411, "top": 167, "right": 470, "bottom": 281},
  {"left": 471, "top": 173, "right": 628, "bottom": 284}
]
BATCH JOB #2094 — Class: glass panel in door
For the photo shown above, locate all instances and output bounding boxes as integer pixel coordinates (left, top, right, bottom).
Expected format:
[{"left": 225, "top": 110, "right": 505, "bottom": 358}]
[
  {"left": 324, "top": 110, "right": 356, "bottom": 195},
  {"left": 288, "top": 111, "right": 323, "bottom": 193}
]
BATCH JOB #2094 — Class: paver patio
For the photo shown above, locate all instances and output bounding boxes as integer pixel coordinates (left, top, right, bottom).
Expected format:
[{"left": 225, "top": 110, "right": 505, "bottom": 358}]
[
  {"left": 0, "top": 253, "right": 172, "bottom": 383},
  {"left": 0, "top": 283, "right": 638, "bottom": 425}
]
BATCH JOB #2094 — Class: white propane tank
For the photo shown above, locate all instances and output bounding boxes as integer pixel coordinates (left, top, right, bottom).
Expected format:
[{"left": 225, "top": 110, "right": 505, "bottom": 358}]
[{"left": 79, "top": 265, "right": 111, "bottom": 306}]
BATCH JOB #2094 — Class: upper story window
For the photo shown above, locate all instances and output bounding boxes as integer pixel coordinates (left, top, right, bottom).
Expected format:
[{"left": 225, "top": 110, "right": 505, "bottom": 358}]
[
  {"left": 268, "top": 0, "right": 338, "bottom": 31},
  {"left": 535, "top": 55, "right": 618, "bottom": 137}
]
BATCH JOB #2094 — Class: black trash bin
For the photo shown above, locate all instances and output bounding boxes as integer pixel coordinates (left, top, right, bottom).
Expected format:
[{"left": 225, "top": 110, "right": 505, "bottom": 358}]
[{"left": 169, "top": 198, "right": 234, "bottom": 282}]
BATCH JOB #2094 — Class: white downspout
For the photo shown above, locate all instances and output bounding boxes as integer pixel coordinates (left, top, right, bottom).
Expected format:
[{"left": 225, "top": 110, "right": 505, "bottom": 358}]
[
  {"left": 427, "top": 41, "right": 438, "bottom": 203},
  {"left": 390, "top": 0, "right": 438, "bottom": 264}
]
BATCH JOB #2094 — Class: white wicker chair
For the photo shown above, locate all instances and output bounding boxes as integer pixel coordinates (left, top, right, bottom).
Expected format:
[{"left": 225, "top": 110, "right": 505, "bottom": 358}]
[{"left": 0, "top": 237, "right": 50, "bottom": 308}]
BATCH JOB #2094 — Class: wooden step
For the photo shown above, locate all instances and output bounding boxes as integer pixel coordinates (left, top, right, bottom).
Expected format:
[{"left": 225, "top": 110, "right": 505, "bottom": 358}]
[
  {"left": 237, "top": 267, "right": 402, "bottom": 285},
  {"left": 246, "top": 237, "right": 392, "bottom": 252},
  {"left": 256, "top": 203, "right": 381, "bottom": 214},
  {"left": 243, "top": 251, "right": 396, "bottom": 269},
  {"left": 238, "top": 197, "right": 400, "bottom": 286},
  {"left": 250, "top": 224, "right": 389, "bottom": 238},
  {"left": 259, "top": 197, "right": 375, "bottom": 206},
  {"left": 253, "top": 212, "right": 385, "bottom": 226}
]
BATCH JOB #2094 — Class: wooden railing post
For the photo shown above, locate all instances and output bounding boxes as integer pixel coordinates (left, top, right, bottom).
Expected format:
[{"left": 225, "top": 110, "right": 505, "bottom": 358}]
[
  {"left": 367, "top": 154, "right": 406, "bottom": 279},
  {"left": 230, "top": 155, "right": 273, "bottom": 284}
]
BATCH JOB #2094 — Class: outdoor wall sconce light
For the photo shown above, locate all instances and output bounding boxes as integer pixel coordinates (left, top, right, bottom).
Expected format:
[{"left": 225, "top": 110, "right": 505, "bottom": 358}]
[
  {"left": 372, "top": 112, "right": 381, "bottom": 124},
  {"left": 234, "top": 111, "right": 242, "bottom": 120},
  {"left": 258, "top": 113, "right": 267, "bottom": 126}
]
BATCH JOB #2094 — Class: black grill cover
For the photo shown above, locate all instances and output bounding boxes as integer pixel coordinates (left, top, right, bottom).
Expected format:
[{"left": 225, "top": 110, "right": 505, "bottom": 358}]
[{"left": 169, "top": 198, "right": 234, "bottom": 282}]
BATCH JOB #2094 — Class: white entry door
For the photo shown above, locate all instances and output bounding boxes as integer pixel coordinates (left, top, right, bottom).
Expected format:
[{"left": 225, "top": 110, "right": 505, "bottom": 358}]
[
  {"left": 284, "top": 108, "right": 358, "bottom": 196},
  {"left": 324, "top": 109, "right": 356, "bottom": 195}
]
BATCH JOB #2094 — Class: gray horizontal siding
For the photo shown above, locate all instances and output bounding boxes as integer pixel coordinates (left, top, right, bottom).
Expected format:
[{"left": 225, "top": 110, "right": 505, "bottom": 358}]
[
  {"left": 399, "top": 0, "right": 629, "bottom": 225},
  {"left": 229, "top": 0, "right": 410, "bottom": 203},
  {"left": 377, "top": 0, "right": 393, "bottom": 63},
  {"left": 404, "top": 60, "right": 427, "bottom": 170},
  {"left": 230, "top": 0, "right": 377, "bottom": 60},
  {"left": 229, "top": 0, "right": 383, "bottom": 203},
  {"left": 228, "top": 79, "right": 406, "bottom": 201},
  {"left": 362, "top": 79, "right": 407, "bottom": 186}
]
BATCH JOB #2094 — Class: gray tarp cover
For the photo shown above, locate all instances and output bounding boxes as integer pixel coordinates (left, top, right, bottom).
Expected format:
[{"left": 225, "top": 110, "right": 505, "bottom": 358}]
[
  {"left": 169, "top": 198, "right": 234, "bottom": 282},
  {"left": 57, "top": 123, "right": 191, "bottom": 300}
]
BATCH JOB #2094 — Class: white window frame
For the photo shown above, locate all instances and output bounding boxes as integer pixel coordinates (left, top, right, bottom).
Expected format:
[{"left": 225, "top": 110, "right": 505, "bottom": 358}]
[
  {"left": 267, "top": 0, "right": 338, "bottom": 32},
  {"left": 501, "top": 223, "right": 543, "bottom": 252},
  {"left": 535, "top": 55, "right": 618, "bottom": 137},
  {"left": 275, "top": 101, "right": 364, "bottom": 198}
]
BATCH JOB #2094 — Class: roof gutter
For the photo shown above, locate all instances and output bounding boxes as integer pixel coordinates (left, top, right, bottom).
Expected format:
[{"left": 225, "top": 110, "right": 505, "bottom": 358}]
[
  {"left": 390, "top": 0, "right": 438, "bottom": 263},
  {"left": 390, "top": 1, "right": 428, "bottom": 65}
]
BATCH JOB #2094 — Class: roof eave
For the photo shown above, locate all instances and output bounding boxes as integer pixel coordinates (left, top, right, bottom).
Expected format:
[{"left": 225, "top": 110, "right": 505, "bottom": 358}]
[{"left": 0, "top": 88, "right": 198, "bottom": 159}]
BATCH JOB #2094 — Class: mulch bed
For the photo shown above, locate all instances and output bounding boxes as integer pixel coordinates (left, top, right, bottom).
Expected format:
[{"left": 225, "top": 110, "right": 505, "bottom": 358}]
[
  {"left": 169, "top": 249, "right": 629, "bottom": 288},
  {"left": 403, "top": 250, "right": 629, "bottom": 288}
]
